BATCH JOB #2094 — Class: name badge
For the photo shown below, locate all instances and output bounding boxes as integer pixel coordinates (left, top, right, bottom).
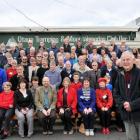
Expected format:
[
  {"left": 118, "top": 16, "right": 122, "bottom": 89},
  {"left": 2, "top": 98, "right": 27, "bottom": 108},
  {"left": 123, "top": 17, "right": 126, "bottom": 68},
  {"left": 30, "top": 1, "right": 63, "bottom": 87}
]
[{"left": 128, "top": 84, "right": 130, "bottom": 89}]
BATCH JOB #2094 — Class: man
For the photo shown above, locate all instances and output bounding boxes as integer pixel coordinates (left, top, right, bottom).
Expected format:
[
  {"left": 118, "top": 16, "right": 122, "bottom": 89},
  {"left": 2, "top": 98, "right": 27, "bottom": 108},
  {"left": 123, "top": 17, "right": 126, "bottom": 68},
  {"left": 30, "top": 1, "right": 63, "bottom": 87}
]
[
  {"left": 44, "top": 61, "right": 61, "bottom": 90},
  {"left": 113, "top": 51, "right": 140, "bottom": 140},
  {"left": 35, "top": 76, "right": 57, "bottom": 135}
]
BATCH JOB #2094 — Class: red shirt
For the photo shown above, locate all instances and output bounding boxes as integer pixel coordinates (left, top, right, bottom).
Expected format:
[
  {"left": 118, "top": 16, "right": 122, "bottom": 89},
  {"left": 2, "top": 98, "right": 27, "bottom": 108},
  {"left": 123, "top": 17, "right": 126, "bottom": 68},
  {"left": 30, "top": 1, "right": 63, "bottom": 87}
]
[
  {"left": 6, "top": 67, "right": 17, "bottom": 80},
  {"left": 96, "top": 88, "right": 113, "bottom": 109},
  {"left": 70, "top": 82, "right": 82, "bottom": 92},
  {"left": 0, "top": 90, "right": 14, "bottom": 109}
]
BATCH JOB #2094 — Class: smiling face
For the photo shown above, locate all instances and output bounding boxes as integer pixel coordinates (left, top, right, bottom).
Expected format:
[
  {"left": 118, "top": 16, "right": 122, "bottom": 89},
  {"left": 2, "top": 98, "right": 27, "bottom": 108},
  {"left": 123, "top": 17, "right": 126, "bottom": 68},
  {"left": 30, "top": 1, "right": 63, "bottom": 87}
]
[{"left": 121, "top": 51, "right": 134, "bottom": 71}]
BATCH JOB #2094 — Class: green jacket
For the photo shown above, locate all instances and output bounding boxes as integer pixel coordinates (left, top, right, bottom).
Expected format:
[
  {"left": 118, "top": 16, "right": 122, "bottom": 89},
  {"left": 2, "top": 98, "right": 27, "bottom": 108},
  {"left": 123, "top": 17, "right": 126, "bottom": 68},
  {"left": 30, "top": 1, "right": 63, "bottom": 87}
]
[{"left": 35, "top": 86, "right": 57, "bottom": 111}]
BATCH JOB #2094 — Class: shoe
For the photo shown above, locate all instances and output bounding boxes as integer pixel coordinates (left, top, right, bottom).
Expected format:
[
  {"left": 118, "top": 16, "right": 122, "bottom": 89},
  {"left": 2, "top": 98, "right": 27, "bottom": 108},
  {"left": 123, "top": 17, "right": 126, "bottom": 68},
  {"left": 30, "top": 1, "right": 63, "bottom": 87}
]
[
  {"left": 0, "top": 134, "right": 7, "bottom": 139},
  {"left": 68, "top": 129, "right": 73, "bottom": 135},
  {"left": 102, "top": 128, "right": 106, "bottom": 134},
  {"left": 89, "top": 129, "right": 94, "bottom": 136},
  {"left": 19, "top": 134, "right": 24, "bottom": 138},
  {"left": 48, "top": 131, "right": 53, "bottom": 135},
  {"left": 85, "top": 129, "right": 90, "bottom": 136},
  {"left": 27, "top": 133, "right": 33, "bottom": 138},
  {"left": 63, "top": 131, "right": 67, "bottom": 134},
  {"left": 105, "top": 128, "right": 110, "bottom": 134},
  {"left": 42, "top": 131, "right": 48, "bottom": 135}
]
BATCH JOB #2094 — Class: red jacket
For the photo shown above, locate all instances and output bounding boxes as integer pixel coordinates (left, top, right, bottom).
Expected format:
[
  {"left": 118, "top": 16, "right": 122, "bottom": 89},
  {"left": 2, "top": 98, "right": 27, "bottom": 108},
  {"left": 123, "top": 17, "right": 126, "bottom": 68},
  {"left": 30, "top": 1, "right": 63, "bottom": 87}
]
[
  {"left": 57, "top": 87, "right": 77, "bottom": 114},
  {"left": 70, "top": 82, "right": 82, "bottom": 92},
  {"left": 96, "top": 88, "right": 113, "bottom": 109},
  {"left": 6, "top": 67, "right": 17, "bottom": 80},
  {"left": 0, "top": 90, "right": 14, "bottom": 109}
]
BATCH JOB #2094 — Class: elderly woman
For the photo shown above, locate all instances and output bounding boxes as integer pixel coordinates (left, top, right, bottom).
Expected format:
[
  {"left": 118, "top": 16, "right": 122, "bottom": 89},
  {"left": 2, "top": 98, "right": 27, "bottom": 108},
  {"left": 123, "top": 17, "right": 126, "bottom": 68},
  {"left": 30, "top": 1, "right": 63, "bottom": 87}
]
[
  {"left": 0, "top": 82, "right": 14, "bottom": 139},
  {"left": 78, "top": 78, "right": 96, "bottom": 136},
  {"left": 57, "top": 77, "right": 77, "bottom": 135},
  {"left": 14, "top": 79, "right": 34, "bottom": 138}
]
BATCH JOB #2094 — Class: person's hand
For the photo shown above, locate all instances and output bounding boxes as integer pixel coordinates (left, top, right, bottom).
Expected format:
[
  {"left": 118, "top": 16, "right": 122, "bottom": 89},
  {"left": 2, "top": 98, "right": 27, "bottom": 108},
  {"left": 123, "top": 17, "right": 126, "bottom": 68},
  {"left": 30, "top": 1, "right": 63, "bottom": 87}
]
[
  {"left": 104, "top": 107, "right": 108, "bottom": 111},
  {"left": 59, "top": 108, "right": 64, "bottom": 114},
  {"left": 88, "top": 108, "right": 92, "bottom": 113},
  {"left": 84, "top": 108, "right": 88, "bottom": 114},
  {"left": 123, "top": 102, "right": 131, "bottom": 112},
  {"left": 42, "top": 109, "right": 48, "bottom": 116},
  {"left": 21, "top": 108, "right": 27, "bottom": 114},
  {"left": 46, "top": 108, "right": 51, "bottom": 116},
  {"left": 9, "top": 104, "right": 13, "bottom": 108},
  {"left": 101, "top": 107, "right": 105, "bottom": 111}
]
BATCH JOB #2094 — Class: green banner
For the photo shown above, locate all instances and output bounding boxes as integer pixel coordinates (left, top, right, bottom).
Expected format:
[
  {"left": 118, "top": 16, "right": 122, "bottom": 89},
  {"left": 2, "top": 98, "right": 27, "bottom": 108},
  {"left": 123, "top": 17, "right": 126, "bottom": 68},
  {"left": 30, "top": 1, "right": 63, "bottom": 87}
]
[{"left": 0, "top": 32, "right": 136, "bottom": 48}]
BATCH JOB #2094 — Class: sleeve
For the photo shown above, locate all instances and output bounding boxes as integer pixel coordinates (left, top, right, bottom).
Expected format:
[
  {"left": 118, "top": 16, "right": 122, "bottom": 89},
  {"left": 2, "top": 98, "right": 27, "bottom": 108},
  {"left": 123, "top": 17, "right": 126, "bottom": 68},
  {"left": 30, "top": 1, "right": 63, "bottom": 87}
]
[
  {"left": 50, "top": 87, "right": 57, "bottom": 109},
  {"left": 35, "top": 88, "right": 44, "bottom": 111},
  {"left": 71, "top": 89, "right": 77, "bottom": 114},
  {"left": 77, "top": 89, "right": 86, "bottom": 111},
  {"left": 2, "top": 69, "right": 7, "bottom": 83},
  {"left": 106, "top": 89, "right": 113, "bottom": 109},
  {"left": 28, "top": 90, "right": 34, "bottom": 109},
  {"left": 14, "top": 91, "right": 21, "bottom": 111},
  {"left": 89, "top": 89, "right": 96, "bottom": 112},
  {"left": 96, "top": 89, "right": 103, "bottom": 109},
  {"left": 113, "top": 75, "right": 125, "bottom": 109},
  {"left": 57, "top": 89, "right": 63, "bottom": 109}
]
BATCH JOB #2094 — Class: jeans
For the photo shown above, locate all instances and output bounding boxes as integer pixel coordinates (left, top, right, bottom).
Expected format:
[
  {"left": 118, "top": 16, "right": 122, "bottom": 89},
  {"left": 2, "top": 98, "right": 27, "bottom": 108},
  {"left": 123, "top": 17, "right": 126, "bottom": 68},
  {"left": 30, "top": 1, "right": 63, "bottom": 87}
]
[
  {"left": 124, "top": 121, "right": 140, "bottom": 140},
  {"left": 15, "top": 109, "right": 34, "bottom": 137},
  {"left": 81, "top": 111, "right": 95, "bottom": 129},
  {"left": 0, "top": 108, "right": 14, "bottom": 131}
]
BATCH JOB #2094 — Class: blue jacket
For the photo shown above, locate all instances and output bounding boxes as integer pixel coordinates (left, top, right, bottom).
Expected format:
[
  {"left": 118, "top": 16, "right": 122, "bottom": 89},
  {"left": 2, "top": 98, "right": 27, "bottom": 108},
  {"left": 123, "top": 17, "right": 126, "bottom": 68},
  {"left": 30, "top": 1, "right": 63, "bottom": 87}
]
[
  {"left": 0, "top": 68, "right": 7, "bottom": 92},
  {"left": 77, "top": 88, "right": 96, "bottom": 112}
]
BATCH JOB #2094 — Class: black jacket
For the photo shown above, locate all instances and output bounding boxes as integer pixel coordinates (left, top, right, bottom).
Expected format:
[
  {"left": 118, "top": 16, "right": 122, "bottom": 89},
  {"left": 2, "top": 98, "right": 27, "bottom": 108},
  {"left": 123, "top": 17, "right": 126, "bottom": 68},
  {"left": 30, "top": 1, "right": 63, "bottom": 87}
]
[{"left": 113, "top": 66, "right": 140, "bottom": 122}]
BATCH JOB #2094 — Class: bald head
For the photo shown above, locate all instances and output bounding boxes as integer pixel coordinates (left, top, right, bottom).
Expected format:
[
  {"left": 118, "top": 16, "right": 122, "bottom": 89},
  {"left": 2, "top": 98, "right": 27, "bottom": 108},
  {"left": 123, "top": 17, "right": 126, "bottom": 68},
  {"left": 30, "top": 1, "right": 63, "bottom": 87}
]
[{"left": 42, "top": 77, "right": 50, "bottom": 87}]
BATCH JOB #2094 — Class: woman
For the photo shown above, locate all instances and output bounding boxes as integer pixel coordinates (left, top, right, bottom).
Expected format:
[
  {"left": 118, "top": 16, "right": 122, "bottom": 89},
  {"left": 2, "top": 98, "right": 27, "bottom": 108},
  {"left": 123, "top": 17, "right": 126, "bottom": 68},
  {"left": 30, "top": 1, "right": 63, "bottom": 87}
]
[
  {"left": 0, "top": 82, "right": 14, "bottom": 139},
  {"left": 78, "top": 78, "right": 96, "bottom": 136},
  {"left": 14, "top": 79, "right": 34, "bottom": 138},
  {"left": 57, "top": 77, "right": 77, "bottom": 135},
  {"left": 96, "top": 78, "right": 113, "bottom": 135}
]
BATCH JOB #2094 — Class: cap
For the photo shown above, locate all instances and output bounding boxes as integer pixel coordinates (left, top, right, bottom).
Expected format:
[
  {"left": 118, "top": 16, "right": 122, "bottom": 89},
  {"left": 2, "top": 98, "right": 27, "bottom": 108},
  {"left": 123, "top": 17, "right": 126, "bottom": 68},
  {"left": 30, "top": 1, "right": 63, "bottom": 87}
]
[{"left": 98, "top": 78, "right": 107, "bottom": 83}]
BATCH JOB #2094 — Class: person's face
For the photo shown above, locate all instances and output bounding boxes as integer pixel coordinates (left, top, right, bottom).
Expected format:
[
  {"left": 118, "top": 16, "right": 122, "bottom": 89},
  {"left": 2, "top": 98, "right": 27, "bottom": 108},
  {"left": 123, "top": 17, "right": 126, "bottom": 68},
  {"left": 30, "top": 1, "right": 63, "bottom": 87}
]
[
  {"left": 40, "top": 42, "right": 45, "bottom": 47},
  {"left": 63, "top": 80, "right": 69, "bottom": 88},
  {"left": 43, "top": 52, "right": 48, "bottom": 58},
  {"left": 20, "top": 82, "right": 26, "bottom": 89},
  {"left": 11, "top": 61, "right": 17, "bottom": 67},
  {"left": 93, "top": 48, "right": 97, "bottom": 54},
  {"left": 92, "top": 62, "right": 98, "bottom": 70},
  {"left": 32, "top": 80, "right": 38, "bottom": 87},
  {"left": 36, "top": 54, "right": 42, "bottom": 61},
  {"left": 16, "top": 67, "right": 24, "bottom": 75},
  {"left": 73, "top": 75, "right": 79, "bottom": 82},
  {"left": 121, "top": 55, "right": 134, "bottom": 71},
  {"left": 20, "top": 50, "right": 25, "bottom": 57},
  {"left": 42, "top": 59, "right": 48, "bottom": 67},
  {"left": 22, "top": 57, "right": 28, "bottom": 63},
  {"left": 65, "top": 62, "right": 71, "bottom": 70},
  {"left": 99, "top": 81, "right": 106, "bottom": 88},
  {"left": 3, "top": 84, "right": 11, "bottom": 92},
  {"left": 50, "top": 64, "right": 56, "bottom": 71},
  {"left": 30, "top": 59, "right": 36, "bottom": 66},
  {"left": 42, "top": 77, "right": 50, "bottom": 87},
  {"left": 28, "top": 42, "right": 33, "bottom": 47},
  {"left": 83, "top": 80, "right": 90, "bottom": 89}
]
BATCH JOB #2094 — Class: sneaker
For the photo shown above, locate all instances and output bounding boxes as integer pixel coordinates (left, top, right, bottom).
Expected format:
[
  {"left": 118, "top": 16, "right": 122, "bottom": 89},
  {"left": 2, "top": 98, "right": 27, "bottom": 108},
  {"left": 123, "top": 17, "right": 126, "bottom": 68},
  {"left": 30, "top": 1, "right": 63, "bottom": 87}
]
[
  {"left": 63, "top": 131, "right": 67, "bottom": 135},
  {"left": 102, "top": 128, "right": 106, "bottom": 134},
  {"left": 19, "top": 134, "right": 24, "bottom": 138},
  {"left": 105, "top": 128, "right": 110, "bottom": 134},
  {"left": 27, "top": 133, "right": 33, "bottom": 138},
  {"left": 89, "top": 129, "right": 94, "bottom": 136},
  {"left": 42, "top": 131, "right": 48, "bottom": 135},
  {"left": 68, "top": 129, "right": 73, "bottom": 135},
  {"left": 48, "top": 131, "right": 53, "bottom": 135},
  {"left": 85, "top": 129, "right": 90, "bottom": 136}
]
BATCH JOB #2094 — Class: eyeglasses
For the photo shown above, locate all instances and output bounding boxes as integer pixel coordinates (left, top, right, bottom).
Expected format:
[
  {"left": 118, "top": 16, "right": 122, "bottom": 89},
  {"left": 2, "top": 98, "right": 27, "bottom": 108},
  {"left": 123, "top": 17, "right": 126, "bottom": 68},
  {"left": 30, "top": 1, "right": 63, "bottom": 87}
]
[
  {"left": 37, "top": 56, "right": 42, "bottom": 57},
  {"left": 92, "top": 65, "right": 97, "bottom": 66}
]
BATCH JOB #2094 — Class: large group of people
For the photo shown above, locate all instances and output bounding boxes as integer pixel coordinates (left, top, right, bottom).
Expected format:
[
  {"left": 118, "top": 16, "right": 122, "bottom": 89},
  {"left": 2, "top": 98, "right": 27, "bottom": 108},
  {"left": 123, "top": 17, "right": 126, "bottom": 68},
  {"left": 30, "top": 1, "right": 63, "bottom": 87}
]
[{"left": 0, "top": 38, "right": 140, "bottom": 140}]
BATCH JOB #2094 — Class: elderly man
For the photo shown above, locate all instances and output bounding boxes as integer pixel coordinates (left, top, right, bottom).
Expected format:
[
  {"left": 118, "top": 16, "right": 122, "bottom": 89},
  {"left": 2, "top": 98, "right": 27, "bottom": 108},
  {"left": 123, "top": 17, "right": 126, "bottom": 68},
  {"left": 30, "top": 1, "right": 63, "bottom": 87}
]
[
  {"left": 113, "top": 51, "right": 140, "bottom": 140},
  {"left": 35, "top": 76, "right": 57, "bottom": 135}
]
